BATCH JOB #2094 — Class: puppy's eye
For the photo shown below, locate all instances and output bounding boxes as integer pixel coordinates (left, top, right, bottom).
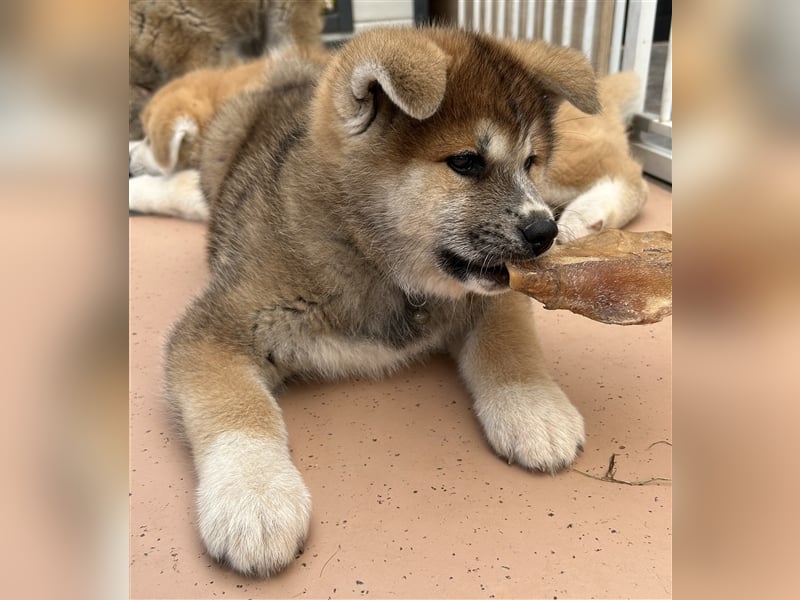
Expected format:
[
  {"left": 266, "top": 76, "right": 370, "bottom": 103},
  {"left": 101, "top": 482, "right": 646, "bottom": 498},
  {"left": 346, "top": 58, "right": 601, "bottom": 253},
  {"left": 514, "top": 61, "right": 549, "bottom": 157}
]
[
  {"left": 524, "top": 154, "right": 538, "bottom": 171},
  {"left": 446, "top": 152, "right": 485, "bottom": 177}
]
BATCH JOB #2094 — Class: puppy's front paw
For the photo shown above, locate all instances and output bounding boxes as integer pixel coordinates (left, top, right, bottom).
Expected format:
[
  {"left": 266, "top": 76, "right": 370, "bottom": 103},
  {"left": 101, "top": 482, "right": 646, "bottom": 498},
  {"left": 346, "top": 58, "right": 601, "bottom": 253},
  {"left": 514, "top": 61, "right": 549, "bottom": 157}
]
[
  {"left": 556, "top": 209, "right": 604, "bottom": 243},
  {"left": 475, "top": 383, "right": 585, "bottom": 473},
  {"left": 196, "top": 433, "right": 311, "bottom": 577}
]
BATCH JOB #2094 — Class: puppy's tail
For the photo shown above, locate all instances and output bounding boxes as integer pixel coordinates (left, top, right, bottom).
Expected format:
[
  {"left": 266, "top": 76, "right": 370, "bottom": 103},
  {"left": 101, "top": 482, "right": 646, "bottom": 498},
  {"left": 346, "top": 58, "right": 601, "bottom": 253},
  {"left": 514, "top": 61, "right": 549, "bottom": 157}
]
[{"left": 598, "top": 71, "right": 642, "bottom": 125}]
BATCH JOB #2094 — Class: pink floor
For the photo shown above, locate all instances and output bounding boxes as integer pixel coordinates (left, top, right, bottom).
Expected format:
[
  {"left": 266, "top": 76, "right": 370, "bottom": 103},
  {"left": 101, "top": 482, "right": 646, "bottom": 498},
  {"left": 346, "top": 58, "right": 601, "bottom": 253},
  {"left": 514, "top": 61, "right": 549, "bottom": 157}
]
[{"left": 130, "top": 179, "right": 672, "bottom": 599}]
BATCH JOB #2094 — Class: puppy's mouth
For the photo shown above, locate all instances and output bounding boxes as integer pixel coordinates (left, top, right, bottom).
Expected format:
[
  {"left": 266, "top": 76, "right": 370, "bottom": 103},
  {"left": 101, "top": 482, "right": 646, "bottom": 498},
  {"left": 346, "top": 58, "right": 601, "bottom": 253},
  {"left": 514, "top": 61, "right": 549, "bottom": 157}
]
[{"left": 436, "top": 249, "right": 510, "bottom": 288}]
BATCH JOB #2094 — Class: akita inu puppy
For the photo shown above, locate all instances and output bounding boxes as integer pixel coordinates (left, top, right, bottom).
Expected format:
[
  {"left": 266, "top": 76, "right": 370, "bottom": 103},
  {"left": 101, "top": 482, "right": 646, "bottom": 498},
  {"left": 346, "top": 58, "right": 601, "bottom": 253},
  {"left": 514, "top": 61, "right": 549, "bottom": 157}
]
[{"left": 162, "top": 27, "right": 644, "bottom": 576}]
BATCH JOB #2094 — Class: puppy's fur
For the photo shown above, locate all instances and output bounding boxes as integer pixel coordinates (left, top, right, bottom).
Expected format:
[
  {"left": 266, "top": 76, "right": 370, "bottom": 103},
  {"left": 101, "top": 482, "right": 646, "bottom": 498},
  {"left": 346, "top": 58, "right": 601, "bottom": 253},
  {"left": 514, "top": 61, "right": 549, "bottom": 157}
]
[
  {"left": 157, "top": 28, "right": 647, "bottom": 577},
  {"left": 129, "top": 0, "right": 323, "bottom": 139}
]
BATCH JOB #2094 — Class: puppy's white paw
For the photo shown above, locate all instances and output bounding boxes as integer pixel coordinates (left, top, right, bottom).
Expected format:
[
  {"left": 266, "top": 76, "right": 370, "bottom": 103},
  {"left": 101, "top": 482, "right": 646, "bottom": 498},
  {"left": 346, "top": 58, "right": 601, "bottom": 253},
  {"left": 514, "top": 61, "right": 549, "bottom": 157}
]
[
  {"left": 196, "top": 432, "right": 311, "bottom": 576},
  {"left": 557, "top": 208, "right": 604, "bottom": 243},
  {"left": 475, "top": 383, "right": 585, "bottom": 473}
]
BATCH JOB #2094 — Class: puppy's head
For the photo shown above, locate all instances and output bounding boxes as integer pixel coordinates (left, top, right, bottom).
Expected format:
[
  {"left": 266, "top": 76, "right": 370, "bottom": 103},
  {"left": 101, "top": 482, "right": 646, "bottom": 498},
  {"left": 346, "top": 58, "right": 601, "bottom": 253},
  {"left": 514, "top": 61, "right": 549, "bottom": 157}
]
[{"left": 315, "top": 28, "right": 599, "bottom": 298}]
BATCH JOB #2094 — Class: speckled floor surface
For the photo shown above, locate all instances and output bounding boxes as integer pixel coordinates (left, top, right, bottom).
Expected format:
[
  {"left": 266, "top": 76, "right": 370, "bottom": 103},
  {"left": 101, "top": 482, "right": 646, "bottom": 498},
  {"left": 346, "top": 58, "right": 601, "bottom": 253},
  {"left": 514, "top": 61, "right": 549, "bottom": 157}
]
[{"left": 130, "top": 179, "right": 672, "bottom": 599}]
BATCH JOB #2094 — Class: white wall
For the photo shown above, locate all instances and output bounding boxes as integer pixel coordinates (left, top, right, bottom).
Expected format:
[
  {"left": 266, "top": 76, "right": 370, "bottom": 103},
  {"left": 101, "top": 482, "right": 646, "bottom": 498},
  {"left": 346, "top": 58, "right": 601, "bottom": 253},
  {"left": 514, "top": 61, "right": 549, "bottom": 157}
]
[{"left": 352, "top": 0, "right": 414, "bottom": 31}]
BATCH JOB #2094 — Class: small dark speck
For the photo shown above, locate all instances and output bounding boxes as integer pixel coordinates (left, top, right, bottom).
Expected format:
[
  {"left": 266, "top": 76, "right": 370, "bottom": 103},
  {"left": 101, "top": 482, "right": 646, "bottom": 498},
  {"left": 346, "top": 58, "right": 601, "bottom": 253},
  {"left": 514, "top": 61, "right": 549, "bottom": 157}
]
[
  {"left": 356, "top": 580, "right": 364, "bottom": 585},
  {"left": 547, "top": 512, "right": 554, "bottom": 517}
]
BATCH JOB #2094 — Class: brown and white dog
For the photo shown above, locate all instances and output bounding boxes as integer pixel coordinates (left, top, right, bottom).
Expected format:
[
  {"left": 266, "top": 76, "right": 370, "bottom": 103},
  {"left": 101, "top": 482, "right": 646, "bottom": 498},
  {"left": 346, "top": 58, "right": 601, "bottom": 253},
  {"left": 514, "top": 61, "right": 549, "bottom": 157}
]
[{"left": 133, "top": 27, "right": 649, "bottom": 576}]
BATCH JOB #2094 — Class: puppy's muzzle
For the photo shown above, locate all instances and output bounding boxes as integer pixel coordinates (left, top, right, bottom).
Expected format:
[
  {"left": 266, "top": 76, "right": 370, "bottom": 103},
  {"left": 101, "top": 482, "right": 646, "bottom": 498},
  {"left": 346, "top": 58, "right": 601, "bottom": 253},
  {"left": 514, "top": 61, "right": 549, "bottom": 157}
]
[{"left": 520, "top": 218, "right": 558, "bottom": 256}]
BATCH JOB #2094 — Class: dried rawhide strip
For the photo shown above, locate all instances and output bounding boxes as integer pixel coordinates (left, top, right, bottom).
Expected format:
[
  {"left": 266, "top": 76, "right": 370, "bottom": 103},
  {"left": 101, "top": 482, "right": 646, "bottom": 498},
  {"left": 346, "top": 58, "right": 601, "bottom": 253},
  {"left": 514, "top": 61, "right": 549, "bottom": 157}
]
[{"left": 507, "top": 229, "right": 672, "bottom": 325}]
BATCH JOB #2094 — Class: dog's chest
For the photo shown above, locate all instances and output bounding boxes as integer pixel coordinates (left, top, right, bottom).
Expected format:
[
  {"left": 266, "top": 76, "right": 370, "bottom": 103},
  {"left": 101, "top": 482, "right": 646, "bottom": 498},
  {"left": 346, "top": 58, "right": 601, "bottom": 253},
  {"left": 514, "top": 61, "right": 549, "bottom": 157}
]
[{"left": 251, "top": 294, "right": 466, "bottom": 379}]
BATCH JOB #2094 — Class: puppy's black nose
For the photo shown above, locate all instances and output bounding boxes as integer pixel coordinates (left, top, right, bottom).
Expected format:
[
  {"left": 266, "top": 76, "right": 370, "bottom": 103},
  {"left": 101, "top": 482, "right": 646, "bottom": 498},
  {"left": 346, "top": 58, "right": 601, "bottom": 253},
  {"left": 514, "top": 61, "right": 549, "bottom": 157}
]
[{"left": 520, "top": 218, "right": 558, "bottom": 256}]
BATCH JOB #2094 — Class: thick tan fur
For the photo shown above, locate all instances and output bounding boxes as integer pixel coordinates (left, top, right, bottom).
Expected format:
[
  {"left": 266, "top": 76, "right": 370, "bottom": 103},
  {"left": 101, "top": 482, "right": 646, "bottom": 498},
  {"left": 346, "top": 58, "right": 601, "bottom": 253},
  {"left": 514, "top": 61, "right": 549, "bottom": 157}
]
[
  {"left": 150, "top": 27, "right": 648, "bottom": 577},
  {"left": 129, "top": 0, "right": 323, "bottom": 139}
]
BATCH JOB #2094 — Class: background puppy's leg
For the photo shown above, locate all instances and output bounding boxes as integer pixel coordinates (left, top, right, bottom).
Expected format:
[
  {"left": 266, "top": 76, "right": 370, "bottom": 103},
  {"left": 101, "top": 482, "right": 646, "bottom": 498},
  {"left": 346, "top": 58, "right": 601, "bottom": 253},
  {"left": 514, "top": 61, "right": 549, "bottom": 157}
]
[
  {"left": 128, "top": 170, "right": 208, "bottom": 221},
  {"left": 166, "top": 323, "right": 310, "bottom": 577},
  {"left": 453, "top": 293, "right": 584, "bottom": 472},
  {"left": 556, "top": 174, "right": 648, "bottom": 243}
]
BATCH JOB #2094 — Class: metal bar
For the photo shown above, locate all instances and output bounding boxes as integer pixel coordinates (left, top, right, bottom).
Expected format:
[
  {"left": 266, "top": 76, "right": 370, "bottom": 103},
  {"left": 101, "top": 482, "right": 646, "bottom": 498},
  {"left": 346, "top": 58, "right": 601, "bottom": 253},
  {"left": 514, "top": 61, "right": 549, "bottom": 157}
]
[
  {"left": 497, "top": 0, "right": 507, "bottom": 37},
  {"left": 630, "top": 138, "right": 672, "bottom": 184},
  {"left": 525, "top": 0, "right": 536, "bottom": 39},
  {"left": 633, "top": 114, "right": 672, "bottom": 138},
  {"left": 582, "top": 0, "right": 597, "bottom": 60},
  {"left": 511, "top": 0, "right": 522, "bottom": 39},
  {"left": 457, "top": 0, "right": 467, "bottom": 29},
  {"left": 562, "top": 0, "right": 575, "bottom": 47},
  {"left": 484, "top": 0, "right": 493, "bottom": 34},
  {"left": 660, "top": 25, "right": 673, "bottom": 122},
  {"left": 473, "top": 0, "right": 481, "bottom": 31},
  {"left": 622, "top": 0, "right": 657, "bottom": 113},
  {"left": 543, "top": 0, "right": 554, "bottom": 43},
  {"left": 608, "top": 0, "right": 626, "bottom": 73}
]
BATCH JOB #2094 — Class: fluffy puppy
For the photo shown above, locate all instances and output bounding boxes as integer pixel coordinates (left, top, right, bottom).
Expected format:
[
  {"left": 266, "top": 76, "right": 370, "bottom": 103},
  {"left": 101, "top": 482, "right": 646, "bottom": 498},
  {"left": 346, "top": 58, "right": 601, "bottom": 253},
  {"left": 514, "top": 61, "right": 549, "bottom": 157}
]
[
  {"left": 153, "top": 28, "right": 646, "bottom": 577},
  {"left": 129, "top": 0, "right": 324, "bottom": 138}
]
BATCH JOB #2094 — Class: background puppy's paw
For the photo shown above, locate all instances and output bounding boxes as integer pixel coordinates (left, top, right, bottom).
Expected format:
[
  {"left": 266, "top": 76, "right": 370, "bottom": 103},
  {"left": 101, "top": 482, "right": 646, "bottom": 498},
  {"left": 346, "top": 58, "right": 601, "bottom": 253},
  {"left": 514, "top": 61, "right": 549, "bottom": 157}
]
[
  {"left": 196, "top": 433, "right": 311, "bottom": 577},
  {"left": 556, "top": 209, "right": 604, "bottom": 243},
  {"left": 555, "top": 176, "right": 647, "bottom": 243},
  {"left": 476, "top": 383, "right": 585, "bottom": 473}
]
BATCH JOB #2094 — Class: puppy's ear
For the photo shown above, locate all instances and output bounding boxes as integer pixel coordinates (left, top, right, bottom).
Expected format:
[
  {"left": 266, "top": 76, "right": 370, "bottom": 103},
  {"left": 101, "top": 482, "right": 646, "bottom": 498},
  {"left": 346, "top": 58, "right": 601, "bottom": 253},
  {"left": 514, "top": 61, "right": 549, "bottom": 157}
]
[
  {"left": 503, "top": 40, "right": 600, "bottom": 115},
  {"left": 330, "top": 29, "right": 450, "bottom": 134},
  {"left": 149, "top": 115, "right": 198, "bottom": 174}
]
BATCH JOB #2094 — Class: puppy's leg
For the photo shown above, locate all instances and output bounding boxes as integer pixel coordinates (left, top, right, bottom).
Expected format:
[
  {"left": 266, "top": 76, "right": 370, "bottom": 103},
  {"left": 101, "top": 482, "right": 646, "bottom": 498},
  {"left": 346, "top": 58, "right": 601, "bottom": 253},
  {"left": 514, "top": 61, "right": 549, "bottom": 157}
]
[
  {"left": 454, "top": 293, "right": 584, "bottom": 472},
  {"left": 128, "top": 170, "right": 209, "bottom": 221},
  {"left": 556, "top": 175, "right": 648, "bottom": 243},
  {"left": 166, "top": 321, "right": 310, "bottom": 577}
]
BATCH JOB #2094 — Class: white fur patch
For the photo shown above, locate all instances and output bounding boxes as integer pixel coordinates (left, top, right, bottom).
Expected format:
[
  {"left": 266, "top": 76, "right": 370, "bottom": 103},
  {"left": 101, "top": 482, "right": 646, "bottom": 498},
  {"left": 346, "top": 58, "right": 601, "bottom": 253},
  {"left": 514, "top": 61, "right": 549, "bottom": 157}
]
[
  {"left": 556, "top": 177, "right": 645, "bottom": 243},
  {"left": 128, "top": 170, "right": 208, "bottom": 221},
  {"left": 484, "top": 127, "right": 511, "bottom": 163},
  {"left": 515, "top": 172, "right": 552, "bottom": 216},
  {"left": 166, "top": 116, "right": 198, "bottom": 172},
  {"left": 195, "top": 432, "right": 311, "bottom": 576},
  {"left": 128, "top": 139, "right": 162, "bottom": 177},
  {"left": 472, "top": 380, "right": 585, "bottom": 472}
]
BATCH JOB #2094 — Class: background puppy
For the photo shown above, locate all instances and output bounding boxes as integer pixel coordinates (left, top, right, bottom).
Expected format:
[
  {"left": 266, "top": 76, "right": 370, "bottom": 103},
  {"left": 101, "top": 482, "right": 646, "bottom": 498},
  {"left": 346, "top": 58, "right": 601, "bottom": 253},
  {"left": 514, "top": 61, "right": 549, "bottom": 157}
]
[
  {"left": 538, "top": 70, "right": 648, "bottom": 242},
  {"left": 159, "top": 27, "right": 623, "bottom": 577},
  {"left": 129, "top": 0, "right": 323, "bottom": 139}
]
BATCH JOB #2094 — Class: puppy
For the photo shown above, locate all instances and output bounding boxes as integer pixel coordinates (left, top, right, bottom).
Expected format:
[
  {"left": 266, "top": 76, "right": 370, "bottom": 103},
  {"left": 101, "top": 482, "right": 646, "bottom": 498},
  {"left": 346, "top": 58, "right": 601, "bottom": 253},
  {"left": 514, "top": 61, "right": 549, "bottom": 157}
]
[
  {"left": 540, "top": 70, "right": 648, "bottom": 242},
  {"left": 129, "top": 0, "right": 324, "bottom": 139},
  {"left": 160, "top": 27, "right": 640, "bottom": 577}
]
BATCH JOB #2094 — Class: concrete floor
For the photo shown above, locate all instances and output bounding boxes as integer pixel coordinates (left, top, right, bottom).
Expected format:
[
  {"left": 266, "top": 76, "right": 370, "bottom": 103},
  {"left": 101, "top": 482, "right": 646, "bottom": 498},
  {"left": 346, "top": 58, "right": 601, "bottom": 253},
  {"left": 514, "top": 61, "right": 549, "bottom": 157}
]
[{"left": 130, "top": 179, "right": 671, "bottom": 599}]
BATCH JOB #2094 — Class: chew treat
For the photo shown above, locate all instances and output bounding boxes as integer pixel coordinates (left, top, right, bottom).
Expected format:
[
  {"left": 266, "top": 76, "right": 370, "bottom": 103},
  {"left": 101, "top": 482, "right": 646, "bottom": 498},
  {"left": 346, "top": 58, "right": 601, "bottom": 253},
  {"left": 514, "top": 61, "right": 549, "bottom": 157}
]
[{"left": 507, "top": 229, "right": 672, "bottom": 325}]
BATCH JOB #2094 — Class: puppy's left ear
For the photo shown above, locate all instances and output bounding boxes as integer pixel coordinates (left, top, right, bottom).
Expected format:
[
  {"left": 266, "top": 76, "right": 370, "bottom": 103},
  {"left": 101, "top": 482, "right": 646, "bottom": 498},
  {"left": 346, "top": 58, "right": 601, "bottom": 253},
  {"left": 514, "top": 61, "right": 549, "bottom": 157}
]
[
  {"left": 503, "top": 40, "right": 600, "bottom": 115},
  {"left": 329, "top": 29, "right": 450, "bottom": 134}
]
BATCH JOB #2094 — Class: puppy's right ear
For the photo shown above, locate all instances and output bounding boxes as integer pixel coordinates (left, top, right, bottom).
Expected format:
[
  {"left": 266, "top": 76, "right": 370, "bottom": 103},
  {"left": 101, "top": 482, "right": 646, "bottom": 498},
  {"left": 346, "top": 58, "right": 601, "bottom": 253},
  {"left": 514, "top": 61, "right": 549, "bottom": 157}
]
[{"left": 330, "top": 29, "right": 450, "bottom": 134}]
